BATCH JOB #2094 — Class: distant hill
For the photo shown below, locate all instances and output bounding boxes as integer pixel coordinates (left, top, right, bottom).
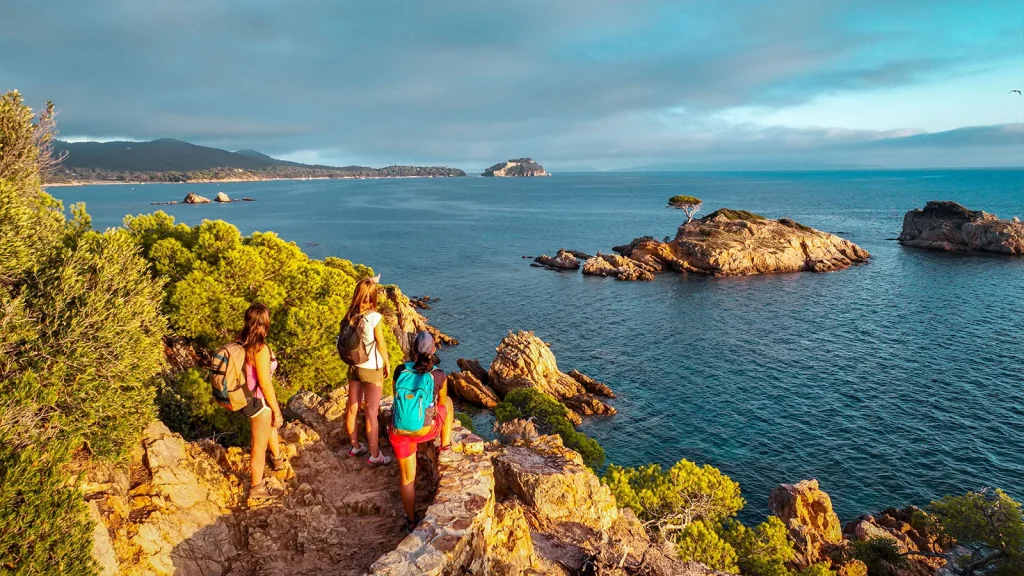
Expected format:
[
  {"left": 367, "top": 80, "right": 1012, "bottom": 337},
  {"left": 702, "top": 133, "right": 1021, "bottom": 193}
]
[
  {"left": 481, "top": 158, "right": 549, "bottom": 177},
  {"left": 48, "top": 139, "right": 465, "bottom": 183}
]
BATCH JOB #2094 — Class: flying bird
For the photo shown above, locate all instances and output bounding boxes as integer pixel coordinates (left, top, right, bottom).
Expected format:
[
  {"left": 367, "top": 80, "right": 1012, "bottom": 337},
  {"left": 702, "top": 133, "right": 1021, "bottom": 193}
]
[{"left": 1011, "top": 89, "right": 1022, "bottom": 95}]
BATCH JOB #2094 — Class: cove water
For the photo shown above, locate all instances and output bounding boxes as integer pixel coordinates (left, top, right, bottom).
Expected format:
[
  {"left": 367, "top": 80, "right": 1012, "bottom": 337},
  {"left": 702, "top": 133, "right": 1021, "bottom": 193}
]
[{"left": 50, "top": 170, "right": 1024, "bottom": 521}]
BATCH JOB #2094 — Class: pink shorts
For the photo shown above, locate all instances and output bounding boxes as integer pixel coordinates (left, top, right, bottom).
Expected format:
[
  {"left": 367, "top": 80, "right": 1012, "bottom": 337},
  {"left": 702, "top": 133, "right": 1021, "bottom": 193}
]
[{"left": 388, "top": 403, "right": 447, "bottom": 459}]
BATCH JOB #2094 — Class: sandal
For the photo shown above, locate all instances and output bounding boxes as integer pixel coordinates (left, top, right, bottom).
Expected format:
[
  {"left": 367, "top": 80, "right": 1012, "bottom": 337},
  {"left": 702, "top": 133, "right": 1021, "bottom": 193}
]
[{"left": 348, "top": 443, "right": 367, "bottom": 457}]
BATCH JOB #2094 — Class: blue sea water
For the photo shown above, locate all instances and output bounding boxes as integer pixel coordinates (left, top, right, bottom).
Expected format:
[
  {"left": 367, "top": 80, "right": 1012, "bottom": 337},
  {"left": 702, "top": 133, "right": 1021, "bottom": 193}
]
[{"left": 49, "top": 170, "right": 1024, "bottom": 521}]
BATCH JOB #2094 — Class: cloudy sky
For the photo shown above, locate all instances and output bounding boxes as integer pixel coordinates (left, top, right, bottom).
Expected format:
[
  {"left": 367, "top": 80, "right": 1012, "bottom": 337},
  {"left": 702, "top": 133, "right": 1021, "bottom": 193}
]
[{"left": 2, "top": 0, "right": 1023, "bottom": 170}]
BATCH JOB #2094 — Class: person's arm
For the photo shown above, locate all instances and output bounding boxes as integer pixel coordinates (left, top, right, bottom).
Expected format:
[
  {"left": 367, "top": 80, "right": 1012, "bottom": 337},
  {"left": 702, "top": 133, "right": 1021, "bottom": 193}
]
[
  {"left": 373, "top": 319, "right": 391, "bottom": 378},
  {"left": 255, "top": 345, "right": 283, "bottom": 427}
]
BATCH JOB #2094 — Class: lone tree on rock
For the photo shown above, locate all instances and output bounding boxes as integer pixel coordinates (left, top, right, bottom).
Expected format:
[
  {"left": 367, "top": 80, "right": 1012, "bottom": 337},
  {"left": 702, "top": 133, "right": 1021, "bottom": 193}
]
[{"left": 668, "top": 195, "right": 703, "bottom": 223}]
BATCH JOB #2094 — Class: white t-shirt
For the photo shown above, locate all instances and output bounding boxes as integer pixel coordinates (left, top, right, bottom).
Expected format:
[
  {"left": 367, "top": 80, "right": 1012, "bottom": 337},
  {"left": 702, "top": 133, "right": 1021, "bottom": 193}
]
[{"left": 355, "top": 311, "right": 385, "bottom": 369}]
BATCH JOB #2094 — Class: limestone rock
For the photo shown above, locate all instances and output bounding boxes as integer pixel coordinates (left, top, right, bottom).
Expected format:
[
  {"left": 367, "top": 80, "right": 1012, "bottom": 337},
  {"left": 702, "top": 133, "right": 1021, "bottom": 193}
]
[
  {"left": 567, "top": 369, "right": 616, "bottom": 398},
  {"left": 456, "top": 357, "right": 490, "bottom": 384},
  {"left": 610, "top": 209, "right": 870, "bottom": 276},
  {"left": 493, "top": 434, "right": 618, "bottom": 533},
  {"left": 562, "top": 393, "right": 617, "bottom": 416},
  {"left": 534, "top": 249, "right": 581, "bottom": 270},
  {"left": 482, "top": 158, "right": 549, "bottom": 177},
  {"left": 486, "top": 500, "right": 536, "bottom": 574},
  {"left": 844, "top": 507, "right": 946, "bottom": 576},
  {"left": 768, "top": 479, "right": 842, "bottom": 568},
  {"left": 183, "top": 191, "right": 211, "bottom": 204},
  {"left": 214, "top": 191, "right": 232, "bottom": 202},
  {"left": 494, "top": 418, "right": 540, "bottom": 444},
  {"left": 380, "top": 285, "right": 458, "bottom": 354},
  {"left": 898, "top": 200, "right": 1024, "bottom": 254},
  {"left": 448, "top": 370, "right": 501, "bottom": 408}
]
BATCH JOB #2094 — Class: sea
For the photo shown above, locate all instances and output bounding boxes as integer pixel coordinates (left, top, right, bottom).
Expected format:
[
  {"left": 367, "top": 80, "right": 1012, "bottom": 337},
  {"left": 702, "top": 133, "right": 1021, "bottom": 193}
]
[{"left": 48, "top": 169, "right": 1024, "bottom": 522}]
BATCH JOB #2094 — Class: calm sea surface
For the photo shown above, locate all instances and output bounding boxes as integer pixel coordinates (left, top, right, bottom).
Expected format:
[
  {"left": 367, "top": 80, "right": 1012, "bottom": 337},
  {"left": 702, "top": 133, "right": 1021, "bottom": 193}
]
[{"left": 49, "top": 170, "right": 1024, "bottom": 521}]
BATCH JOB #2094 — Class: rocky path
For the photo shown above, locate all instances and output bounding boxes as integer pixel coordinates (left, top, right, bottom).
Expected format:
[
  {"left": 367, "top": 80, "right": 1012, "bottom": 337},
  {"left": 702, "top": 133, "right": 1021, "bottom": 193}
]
[{"left": 88, "top": 390, "right": 434, "bottom": 576}]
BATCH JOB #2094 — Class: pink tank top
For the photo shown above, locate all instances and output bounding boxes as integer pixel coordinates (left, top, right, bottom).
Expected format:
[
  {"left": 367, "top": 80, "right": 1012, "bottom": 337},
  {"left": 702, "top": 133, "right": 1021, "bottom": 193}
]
[{"left": 245, "top": 349, "right": 278, "bottom": 401}]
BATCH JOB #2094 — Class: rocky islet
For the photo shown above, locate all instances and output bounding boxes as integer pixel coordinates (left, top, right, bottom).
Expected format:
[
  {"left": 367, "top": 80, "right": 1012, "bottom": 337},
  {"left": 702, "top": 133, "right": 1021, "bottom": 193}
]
[{"left": 898, "top": 200, "right": 1024, "bottom": 254}]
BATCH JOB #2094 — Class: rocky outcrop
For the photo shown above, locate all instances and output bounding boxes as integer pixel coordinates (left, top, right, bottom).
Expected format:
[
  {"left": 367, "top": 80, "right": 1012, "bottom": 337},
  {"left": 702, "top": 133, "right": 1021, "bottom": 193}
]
[
  {"left": 610, "top": 209, "right": 870, "bottom": 277},
  {"left": 844, "top": 507, "right": 946, "bottom": 576},
  {"left": 456, "top": 358, "right": 490, "bottom": 384},
  {"left": 898, "top": 200, "right": 1024, "bottom": 254},
  {"left": 214, "top": 191, "right": 232, "bottom": 202},
  {"left": 488, "top": 331, "right": 616, "bottom": 416},
  {"left": 567, "top": 369, "right": 616, "bottom": 398},
  {"left": 448, "top": 370, "right": 501, "bottom": 408},
  {"left": 380, "top": 285, "right": 458, "bottom": 353},
  {"left": 481, "top": 158, "right": 549, "bottom": 177},
  {"left": 534, "top": 249, "right": 581, "bottom": 271},
  {"left": 182, "top": 191, "right": 211, "bottom": 204},
  {"left": 768, "top": 479, "right": 843, "bottom": 568},
  {"left": 582, "top": 251, "right": 656, "bottom": 281}
]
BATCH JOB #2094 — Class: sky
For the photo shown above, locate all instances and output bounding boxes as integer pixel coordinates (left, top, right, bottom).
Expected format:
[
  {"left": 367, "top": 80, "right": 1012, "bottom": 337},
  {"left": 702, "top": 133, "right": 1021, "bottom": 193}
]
[{"left": 1, "top": 0, "right": 1023, "bottom": 170}]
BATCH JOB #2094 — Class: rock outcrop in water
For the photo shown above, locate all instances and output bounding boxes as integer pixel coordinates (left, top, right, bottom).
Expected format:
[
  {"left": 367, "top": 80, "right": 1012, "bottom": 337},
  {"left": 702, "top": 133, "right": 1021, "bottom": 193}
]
[
  {"left": 214, "top": 191, "right": 232, "bottom": 202},
  {"left": 182, "top": 191, "right": 211, "bottom": 204},
  {"left": 482, "top": 158, "right": 550, "bottom": 177},
  {"left": 898, "top": 200, "right": 1024, "bottom": 254},
  {"left": 533, "top": 249, "right": 581, "bottom": 270},
  {"left": 537, "top": 208, "right": 870, "bottom": 279}
]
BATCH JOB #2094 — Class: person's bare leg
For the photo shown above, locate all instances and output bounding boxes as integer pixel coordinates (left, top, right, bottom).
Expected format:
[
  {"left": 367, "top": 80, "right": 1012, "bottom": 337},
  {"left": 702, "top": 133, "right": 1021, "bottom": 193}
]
[
  {"left": 250, "top": 409, "right": 272, "bottom": 488},
  {"left": 346, "top": 380, "right": 364, "bottom": 449},
  {"left": 441, "top": 396, "right": 454, "bottom": 448},
  {"left": 363, "top": 383, "right": 383, "bottom": 458},
  {"left": 268, "top": 426, "right": 281, "bottom": 459},
  {"left": 398, "top": 453, "right": 417, "bottom": 521}
]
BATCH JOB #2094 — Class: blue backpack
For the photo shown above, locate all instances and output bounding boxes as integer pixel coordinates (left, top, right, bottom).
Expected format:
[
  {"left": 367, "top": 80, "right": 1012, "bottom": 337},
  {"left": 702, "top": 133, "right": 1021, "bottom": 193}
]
[{"left": 392, "top": 362, "right": 436, "bottom": 434}]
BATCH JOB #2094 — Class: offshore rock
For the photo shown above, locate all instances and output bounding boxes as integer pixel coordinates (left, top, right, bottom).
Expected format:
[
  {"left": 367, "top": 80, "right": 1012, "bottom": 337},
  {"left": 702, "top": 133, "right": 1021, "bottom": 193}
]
[
  {"left": 567, "top": 369, "right": 616, "bottom": 398},
  {"left": 582, "top": 251, "right": 657, "bottom": 281},
  {"left": 482, "top": 158, "right": 549, "bottom": 177},
  {"left": 380, "top": 285, "right": 458, "bottom": 353},
  {"left": 488, "top": 331, "right": 615, "bottom": 418},
  {"left": 898, "top": 200, "right": 1024, "bottom": 254},
  {"left": 448, "top": 370, "right": 501, "bottom": 408},
  {"left": 214, "top": 191, "right": 232, "bottom": 202},
  {"left": 534, "top": 249, "right": 581, "bottom": 270},
  {"left": 456, "top": 357, "right": 490, "bottom": 384},
  {"left": 614, "top": 209, "right": 870, "bottom": 276},
  {"left": 768, "top": 479, "right": 842, "bottom": 569},
  {"left": 562, "top": 392, "right": 617, "bottom": 416},
  {"left": 182, "top": 191, "right": 211, "bottom": 204}
]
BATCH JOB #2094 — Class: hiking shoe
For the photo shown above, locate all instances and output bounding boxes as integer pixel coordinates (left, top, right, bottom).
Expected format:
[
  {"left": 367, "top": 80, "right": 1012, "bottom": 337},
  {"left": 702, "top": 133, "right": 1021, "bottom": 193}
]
[
  {"left": 438, "top": 445, "right": 463, "bottom": 464},
  {"left": 367, "top": 453, "right": 393, "bottom": 466},
  {"left": 270, "top": 454, "right": 288, "bottom": 472},
  {"left": 348, "top": 443, "right": 367, "bottom": 457},
  {"left": 404, "top": 517, "right": 418, "bottom": 534},
  {"left": 249, "top": 481, "right": 282, "bottom": 502}
]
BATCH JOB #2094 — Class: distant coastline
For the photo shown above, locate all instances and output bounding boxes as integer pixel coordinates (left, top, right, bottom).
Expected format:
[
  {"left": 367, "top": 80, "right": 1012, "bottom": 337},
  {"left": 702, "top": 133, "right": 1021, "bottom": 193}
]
[{"left": 44, "top": 174, "right": 460, "bottom": 187}]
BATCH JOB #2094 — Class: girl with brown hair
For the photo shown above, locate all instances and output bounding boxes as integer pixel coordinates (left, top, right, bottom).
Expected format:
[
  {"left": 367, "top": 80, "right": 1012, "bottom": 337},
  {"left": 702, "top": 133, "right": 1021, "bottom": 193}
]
[
  {"left": 239, "top": 302, "right": 288, "bottom": 500},
  {"left": 343, "top": 277, "right": 393, "bottom": 464}
]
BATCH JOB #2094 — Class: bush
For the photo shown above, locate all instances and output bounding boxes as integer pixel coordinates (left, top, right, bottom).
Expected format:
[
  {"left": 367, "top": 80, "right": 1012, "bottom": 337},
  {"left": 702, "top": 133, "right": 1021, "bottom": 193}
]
[
  {"left": 676, "top": 520, "right": 739, "bottom": 572},
  {"left": 0, "top": 91, "right": 166, "bottom": 574},
  {"left": 494, "top": 388, "right": 605, "bottom": 469},
  {"left": 928, "top": 489, "right": 1024, "bottom": 576},
  {"left": 157, "top": 368, "right": 251, "bottom": 446},
  {"left": 851, "top": 537, "right": 905, "bottom": 576},
  {"left": 122, "top": 212, "right": 407, "bottom": 442},
  {"left": 454, "top": 411, "right": 476, "bottom": 433}
]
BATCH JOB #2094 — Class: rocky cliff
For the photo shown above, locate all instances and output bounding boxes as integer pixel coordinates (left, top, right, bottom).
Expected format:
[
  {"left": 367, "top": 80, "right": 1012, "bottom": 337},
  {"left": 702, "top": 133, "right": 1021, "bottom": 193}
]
[
  {"left": 898, "top": 200, "right": 1024, "bottom": 254},
  {"left": 482, "top": 158, "right": 550, "bottom": 177}
]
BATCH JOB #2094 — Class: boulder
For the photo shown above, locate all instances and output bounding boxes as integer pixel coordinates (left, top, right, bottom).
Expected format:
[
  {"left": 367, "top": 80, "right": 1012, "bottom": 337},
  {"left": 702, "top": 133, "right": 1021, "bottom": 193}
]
[
  {"left": 898, "top": 200, "right": 1024, "bottom": 254},
  {"left": 844, "top": 508, "right": 946, "bottom": 576},
  {"left": 182, "top": 191, "right": 211, "bottom": 204},
  {"left": 768, "top": 479, "right": 842, "bottom": 568},
  {"left": 567, "top": 369, "right": 616, "bottom": 398},
  {"left": 489, "top": 331, "right": 586, "bottom": 400},
  {"left": 582, "top": 252, "right": 656, "bottom": 281},
  {"left": 608, "top": 209, "right": 870, "bottom": 276},
  {"left": 448, "top": 370, "right": 501, "bottom": 408},
  {"left": 456, "top": 358, "right": 490, "bottom": 384},
  {"left": 214, "top": 191, "right": 232, "bottom": 202},
  {"left": 562, "top": 393, "right": 617, "bottom": 416},
  {"left": 534, "top": 250, "right": 581, "bottom": 271}
]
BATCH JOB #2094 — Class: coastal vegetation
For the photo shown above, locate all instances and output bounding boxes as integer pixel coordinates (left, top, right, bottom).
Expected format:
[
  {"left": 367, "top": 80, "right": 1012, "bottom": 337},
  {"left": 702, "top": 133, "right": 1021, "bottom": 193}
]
[
  {"left": 494, "top": 388, "right": 606, "bottom": 469},
  {"left": 668, "top": 194, "right": 703, "bottom": 222}
]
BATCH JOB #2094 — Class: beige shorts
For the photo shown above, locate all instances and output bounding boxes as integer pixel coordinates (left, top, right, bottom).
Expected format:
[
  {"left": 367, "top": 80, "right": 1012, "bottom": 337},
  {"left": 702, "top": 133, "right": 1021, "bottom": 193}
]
[{"left": 349, "top": 365, "right": 385, "bottom": 386}]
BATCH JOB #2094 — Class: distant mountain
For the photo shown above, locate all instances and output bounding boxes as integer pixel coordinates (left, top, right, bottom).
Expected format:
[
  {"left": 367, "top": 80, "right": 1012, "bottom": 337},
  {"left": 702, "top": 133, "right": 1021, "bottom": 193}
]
[{"left": 48, "top": 139, "right": 465, "bottom": 183}]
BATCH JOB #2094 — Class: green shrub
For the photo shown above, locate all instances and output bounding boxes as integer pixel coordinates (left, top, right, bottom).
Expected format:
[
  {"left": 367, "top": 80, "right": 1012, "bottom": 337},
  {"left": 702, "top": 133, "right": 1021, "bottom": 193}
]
[
  {"left": 704, "top": 208, "right": 766, "bottom": 222},
  {"left": 454, "top": 412, "right": 476, "bottom": 433},
  {"left": 0, "top": 91, "right": 166, "bottom": 575},
  {"left": 851, "top": 537, "right": 905, "bottom": 575},
  {"left": 676, "top": 520, "right": 739, "bottom": 572},
  {"left": 157, "top": 368, "right": 251, "bottom": 446},
  {"left": 122, "top": 212, "right": 407, "bottom": 441},
  {"left": 494, "top": 388, "right": 605, "bottom": 469},
  {"left": 928, "top": 489, "right": 1024, "bottom": 576}
]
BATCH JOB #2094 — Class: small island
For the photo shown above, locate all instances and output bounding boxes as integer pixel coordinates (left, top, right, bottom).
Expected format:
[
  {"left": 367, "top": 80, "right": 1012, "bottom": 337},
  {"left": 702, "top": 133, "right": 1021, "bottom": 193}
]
[
  {"left": 898, "top": 200, "right": 1024, "bottom": 254},
  {"left": 534, "top": 207, "right": 870, "bottom": 280},
  {"left": 481, "top": 158, "right": 549, "bottom": 177}
]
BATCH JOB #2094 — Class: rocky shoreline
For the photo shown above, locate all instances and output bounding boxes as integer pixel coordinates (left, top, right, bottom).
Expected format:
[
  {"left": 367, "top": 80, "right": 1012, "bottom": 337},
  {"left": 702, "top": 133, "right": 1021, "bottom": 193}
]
[
  {"left": 534, "top": 208, "right": 870, "bottom": 280},
  {"left": 898, "top": 200, "right": 1024, "bottom": 254}
]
